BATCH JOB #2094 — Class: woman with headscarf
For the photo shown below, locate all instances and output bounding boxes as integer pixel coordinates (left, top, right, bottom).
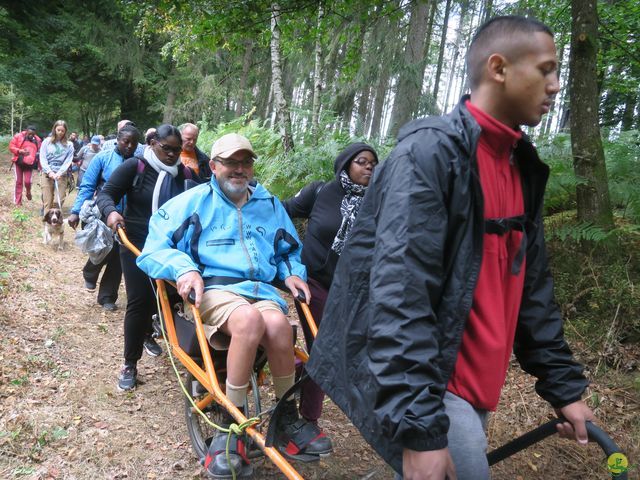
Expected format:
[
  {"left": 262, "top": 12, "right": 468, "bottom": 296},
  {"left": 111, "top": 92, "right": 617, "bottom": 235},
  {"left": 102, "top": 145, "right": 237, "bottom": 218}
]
[
  {"left": 283, "top": 142, "right": 378, "bottom": 449},
  {"left": 39, "top": 120, "right": 75, "bottom": 214},
  {"left": 97, "top": 124, "right": 194, "bottom": 391}
]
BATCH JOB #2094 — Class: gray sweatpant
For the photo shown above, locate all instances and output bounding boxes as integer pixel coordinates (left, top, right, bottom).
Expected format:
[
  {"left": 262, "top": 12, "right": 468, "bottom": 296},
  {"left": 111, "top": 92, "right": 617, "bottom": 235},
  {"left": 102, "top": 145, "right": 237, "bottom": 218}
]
[{"left": 396, "top": 391, "right": 490, "bottom": 480}]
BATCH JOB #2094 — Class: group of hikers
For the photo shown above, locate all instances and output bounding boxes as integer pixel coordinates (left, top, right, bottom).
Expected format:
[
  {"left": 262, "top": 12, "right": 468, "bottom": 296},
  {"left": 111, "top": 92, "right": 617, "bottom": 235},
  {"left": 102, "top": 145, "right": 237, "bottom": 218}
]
[{"left": 7, "top": 16, "right": 597, "bottom": 480}]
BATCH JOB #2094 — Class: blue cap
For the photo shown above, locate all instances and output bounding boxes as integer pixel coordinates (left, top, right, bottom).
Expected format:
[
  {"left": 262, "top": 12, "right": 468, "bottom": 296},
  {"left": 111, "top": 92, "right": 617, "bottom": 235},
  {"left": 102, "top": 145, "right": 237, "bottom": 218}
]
[{"left": 91, "top": 135, "right": 101, "bottom": 145}]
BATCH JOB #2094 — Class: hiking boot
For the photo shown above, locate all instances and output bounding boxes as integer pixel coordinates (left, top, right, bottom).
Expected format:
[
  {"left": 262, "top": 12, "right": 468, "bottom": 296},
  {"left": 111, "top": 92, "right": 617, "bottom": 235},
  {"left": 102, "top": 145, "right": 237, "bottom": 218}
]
[
  {"left": 276, "top": 399, "right": 332, "bottom": 462},
  {"left": 117, "top": 363, "right": 137, "bottom": 391},
  {"left": 26, "top": 190, "right": 32, "bottom": 201},
  {"left": 204, "top": 412, "right": 252, "bottom": 479},
  {"left": 143, "top": 335, "right": 163, "bottom": 357},
  {"left": 102, "top": 302, "right": 118, "bottom": 312},
  {"left": 204, "top": 431, "right": 252, "bottom": 479},
  {"left": 84, "top": 280, "right": 97, "bottom": 292}
]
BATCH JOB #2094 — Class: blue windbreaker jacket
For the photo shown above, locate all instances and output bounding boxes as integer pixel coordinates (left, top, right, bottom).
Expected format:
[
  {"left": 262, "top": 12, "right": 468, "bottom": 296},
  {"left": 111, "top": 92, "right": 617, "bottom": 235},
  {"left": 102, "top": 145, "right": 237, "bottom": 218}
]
[
  {"left": 136, "top": 178, "right": 306, "bottom": 312},
  {"left": 71, "top": 148, "right": 127, "bottom": 215}
]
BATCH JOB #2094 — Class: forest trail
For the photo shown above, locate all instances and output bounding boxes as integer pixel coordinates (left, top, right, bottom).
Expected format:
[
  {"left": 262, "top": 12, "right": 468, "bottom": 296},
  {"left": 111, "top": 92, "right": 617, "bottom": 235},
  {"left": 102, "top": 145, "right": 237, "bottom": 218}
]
[{"left": 0, "top": 161, "right": 637, "bottom": 479}]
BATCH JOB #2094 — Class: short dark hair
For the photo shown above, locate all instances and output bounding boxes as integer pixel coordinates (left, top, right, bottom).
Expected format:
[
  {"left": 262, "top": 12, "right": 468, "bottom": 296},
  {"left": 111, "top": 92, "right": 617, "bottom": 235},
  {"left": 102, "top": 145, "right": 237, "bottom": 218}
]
[
  {"left": 26, "top": 125, "right": 37, "bottom": 131},
  {"left": 117, "top": 124, "right": 140, "bottom": 140},
  {"left": 466, "top": 15, "right": 553, "bottom": 89},
  {"left": 155, "top": 124, "right": 182, "bottom": 143}
]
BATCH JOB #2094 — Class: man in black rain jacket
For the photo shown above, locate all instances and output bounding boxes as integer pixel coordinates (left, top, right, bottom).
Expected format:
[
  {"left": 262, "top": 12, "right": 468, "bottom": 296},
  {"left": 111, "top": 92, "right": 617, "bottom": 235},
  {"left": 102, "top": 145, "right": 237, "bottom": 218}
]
[{"left": 307, "top": 15, "right": 594, "bottom": 480}]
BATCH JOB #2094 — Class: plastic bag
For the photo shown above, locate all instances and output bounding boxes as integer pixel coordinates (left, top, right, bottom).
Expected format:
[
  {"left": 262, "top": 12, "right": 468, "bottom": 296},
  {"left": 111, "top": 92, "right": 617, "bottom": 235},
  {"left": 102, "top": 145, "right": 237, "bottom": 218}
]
[{"left": 74, "top": 200, "right": 114, "bottom": 264}]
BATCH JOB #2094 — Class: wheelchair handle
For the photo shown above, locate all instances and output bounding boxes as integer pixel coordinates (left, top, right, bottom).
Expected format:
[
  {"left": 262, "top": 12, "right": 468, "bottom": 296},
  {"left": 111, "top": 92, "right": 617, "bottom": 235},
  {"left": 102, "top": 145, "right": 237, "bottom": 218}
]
[
  {"left": 486, "top": 419, "right": 627, "bottom": 479},
  {"left": 187, "top": 289, "right": 197, "bottom": 305}
]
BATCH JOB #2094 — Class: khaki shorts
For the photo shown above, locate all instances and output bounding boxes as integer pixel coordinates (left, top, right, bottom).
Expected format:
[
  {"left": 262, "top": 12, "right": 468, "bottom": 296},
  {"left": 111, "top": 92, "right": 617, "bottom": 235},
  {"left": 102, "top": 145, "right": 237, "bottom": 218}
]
[{"left": 199, "top": 289, "right": 283, "bottom": 350}]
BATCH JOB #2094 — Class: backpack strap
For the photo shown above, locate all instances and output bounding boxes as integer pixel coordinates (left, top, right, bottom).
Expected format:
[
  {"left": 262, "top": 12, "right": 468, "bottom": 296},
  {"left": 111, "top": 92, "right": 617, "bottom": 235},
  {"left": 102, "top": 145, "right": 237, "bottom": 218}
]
[
  {"left": 132, "top": 158, "right": 146, "bottom": 190},
  {"left": 484, "top": 214, "right": 533, "bottom": 275}
]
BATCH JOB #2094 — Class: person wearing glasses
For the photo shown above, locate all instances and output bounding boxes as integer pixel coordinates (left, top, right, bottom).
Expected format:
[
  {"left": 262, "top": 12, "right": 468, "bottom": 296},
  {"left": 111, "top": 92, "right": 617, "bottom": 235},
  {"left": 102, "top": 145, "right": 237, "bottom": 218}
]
[
  {"left": 282, "top": 142, "right": 377, "bottom": 449},
  {"left": 96, "top": 124, "right": 195, "bottom": 391},
  {"left": 136, "top": 133, "right": 332, "bottom": 478}
]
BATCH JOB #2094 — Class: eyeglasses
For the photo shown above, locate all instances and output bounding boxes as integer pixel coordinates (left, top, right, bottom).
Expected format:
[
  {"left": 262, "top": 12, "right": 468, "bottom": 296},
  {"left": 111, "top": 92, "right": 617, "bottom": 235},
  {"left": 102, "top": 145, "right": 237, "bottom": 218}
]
[
  {"left": 214, "top": 157, "right": 255, "bottom": 169},
  {"left": 352, "top": 156, "right": 378, "bottom": 168},
  {"left": 155, "top": 141, "right": 182, "bottom": 155}
]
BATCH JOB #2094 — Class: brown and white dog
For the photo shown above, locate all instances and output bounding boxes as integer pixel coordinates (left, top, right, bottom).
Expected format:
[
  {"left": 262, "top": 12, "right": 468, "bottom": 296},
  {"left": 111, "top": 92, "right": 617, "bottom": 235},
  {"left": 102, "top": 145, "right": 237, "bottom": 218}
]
[{"left": 43, "top": 208, "right": 65, "bottom": 250}]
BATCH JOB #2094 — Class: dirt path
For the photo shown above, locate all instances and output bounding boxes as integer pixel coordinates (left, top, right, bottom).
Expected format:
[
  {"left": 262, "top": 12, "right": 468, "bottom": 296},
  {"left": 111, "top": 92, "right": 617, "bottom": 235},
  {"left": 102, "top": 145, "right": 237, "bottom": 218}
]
[{"left": 0, "top": 164, "right": 637, "bottom": 480}]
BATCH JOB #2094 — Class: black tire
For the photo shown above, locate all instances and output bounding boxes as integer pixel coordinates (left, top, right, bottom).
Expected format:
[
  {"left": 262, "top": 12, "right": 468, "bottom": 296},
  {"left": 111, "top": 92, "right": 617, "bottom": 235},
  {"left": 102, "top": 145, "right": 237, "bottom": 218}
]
[{"left": 184, "top": 370, "right": 262, "bottom": 461}]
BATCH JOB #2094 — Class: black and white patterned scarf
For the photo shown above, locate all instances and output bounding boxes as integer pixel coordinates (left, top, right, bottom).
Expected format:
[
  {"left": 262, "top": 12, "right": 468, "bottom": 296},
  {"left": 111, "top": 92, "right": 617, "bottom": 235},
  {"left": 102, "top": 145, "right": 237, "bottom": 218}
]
[{"left": 331, "top": 170, "right": 367, "bottom": 255}]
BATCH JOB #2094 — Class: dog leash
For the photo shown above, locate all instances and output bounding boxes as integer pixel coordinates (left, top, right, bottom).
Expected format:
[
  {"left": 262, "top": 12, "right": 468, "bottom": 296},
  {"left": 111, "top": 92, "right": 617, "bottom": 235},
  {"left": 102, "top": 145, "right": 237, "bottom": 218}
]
[{"left": 53, "top": 178, "right": 63, "bottom": 210}]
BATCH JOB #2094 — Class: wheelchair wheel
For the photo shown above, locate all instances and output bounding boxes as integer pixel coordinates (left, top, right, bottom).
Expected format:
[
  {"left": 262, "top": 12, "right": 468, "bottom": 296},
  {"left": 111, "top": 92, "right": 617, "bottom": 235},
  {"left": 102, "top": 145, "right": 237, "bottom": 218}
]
[{"left": 184, "top": 370, "right": 263, "bottom": 461}]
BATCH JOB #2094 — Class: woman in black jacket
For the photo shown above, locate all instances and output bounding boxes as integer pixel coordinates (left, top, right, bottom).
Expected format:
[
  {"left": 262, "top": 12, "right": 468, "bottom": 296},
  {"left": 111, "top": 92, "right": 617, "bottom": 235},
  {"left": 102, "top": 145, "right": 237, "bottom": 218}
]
[
  {"left": 283, "top": 142, "right": 378, "bottom": 442},
  {"left": 97, "top": 124, "right": 193, "bottom": 391}
]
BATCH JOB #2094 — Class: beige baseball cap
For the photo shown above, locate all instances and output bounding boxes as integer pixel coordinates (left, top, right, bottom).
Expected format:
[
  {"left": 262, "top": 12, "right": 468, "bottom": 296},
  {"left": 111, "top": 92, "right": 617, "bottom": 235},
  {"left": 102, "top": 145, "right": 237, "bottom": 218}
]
[{"left": 210, "top": 133, "right": 256, "bottom": 159}]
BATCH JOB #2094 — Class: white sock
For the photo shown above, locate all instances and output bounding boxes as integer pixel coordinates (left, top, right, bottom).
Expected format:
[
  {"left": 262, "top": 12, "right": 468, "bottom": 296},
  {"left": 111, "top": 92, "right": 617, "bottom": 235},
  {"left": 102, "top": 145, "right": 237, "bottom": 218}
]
[
  {"left": 225, "top": 379, "right": 249, "bottom": 408},
  {"left": 273, "top": 372, "right": 295, "bottom": 401}
]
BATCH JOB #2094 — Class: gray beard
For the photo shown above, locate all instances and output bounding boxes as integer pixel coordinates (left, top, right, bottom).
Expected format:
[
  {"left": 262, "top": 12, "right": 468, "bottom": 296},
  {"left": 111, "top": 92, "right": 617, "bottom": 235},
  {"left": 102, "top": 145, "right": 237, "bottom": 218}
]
[{"left": 221, "top": 178, "right": 249, "bottom": 198}]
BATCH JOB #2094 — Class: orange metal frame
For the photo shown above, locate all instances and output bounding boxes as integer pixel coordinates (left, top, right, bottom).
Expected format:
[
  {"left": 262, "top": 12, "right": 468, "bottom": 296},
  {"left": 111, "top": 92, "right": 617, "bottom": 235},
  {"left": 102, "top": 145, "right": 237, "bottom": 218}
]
[{"left": 117, "top": 227, "right": 319, "bottom": 480}]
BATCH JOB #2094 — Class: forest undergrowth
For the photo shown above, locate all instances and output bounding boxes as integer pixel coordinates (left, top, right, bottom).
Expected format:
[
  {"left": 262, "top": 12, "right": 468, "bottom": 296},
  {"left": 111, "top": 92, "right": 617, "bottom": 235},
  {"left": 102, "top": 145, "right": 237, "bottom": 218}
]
[{"left": 0, "top": 158, "right": 638, "bottom": 479}]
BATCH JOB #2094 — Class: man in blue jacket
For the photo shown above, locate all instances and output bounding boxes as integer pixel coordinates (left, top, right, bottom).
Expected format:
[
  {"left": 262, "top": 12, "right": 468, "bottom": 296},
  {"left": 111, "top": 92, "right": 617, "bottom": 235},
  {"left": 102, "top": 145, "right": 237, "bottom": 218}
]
[
  {"left": 137, "top": 133, "right": 332, "bottom": 478},
  {"left": 68, "top": 125, "right": 140, "bottom": 311}
]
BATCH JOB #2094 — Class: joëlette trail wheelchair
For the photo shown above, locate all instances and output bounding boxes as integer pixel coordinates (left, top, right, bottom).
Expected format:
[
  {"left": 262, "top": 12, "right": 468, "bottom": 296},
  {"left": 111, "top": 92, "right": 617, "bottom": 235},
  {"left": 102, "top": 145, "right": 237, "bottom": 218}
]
[
  {"left": 116, "top": 226, "right": 628, "bottom": 480},
  {"left": 117, "top": 226, "right": 319, "bottom": 479}
]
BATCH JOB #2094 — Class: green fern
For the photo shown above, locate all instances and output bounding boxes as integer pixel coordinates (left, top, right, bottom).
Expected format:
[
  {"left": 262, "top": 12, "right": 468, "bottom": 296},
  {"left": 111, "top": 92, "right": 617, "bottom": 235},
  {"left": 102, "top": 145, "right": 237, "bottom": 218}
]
[{"left": 549, "top": 222, "right": 612, "bottom": 243}]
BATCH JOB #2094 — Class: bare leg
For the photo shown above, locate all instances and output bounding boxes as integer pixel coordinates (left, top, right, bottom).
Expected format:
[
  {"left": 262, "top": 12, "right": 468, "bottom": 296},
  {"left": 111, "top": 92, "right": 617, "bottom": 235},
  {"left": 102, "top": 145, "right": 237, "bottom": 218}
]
[
  {"left": 260, "top": 309, "right": 294, "bottom": 377},
  {"left": 219, "top": 305, "right": 265, "bottom": 386}
]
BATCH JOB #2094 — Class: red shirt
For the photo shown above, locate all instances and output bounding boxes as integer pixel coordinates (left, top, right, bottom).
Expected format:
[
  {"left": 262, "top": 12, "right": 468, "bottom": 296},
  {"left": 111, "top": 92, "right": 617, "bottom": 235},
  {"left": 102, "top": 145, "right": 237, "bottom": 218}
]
[{"left": 447, "top": 101, "right": 526, "bottom": 410}]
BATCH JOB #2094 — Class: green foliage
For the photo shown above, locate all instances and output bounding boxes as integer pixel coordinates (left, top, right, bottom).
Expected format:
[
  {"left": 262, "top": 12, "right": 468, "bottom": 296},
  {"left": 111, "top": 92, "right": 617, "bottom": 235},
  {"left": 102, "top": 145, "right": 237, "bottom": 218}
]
[
  {"left": 0, "top": 0, "right": 169, "bottom": 135},
  {"left": 549, "top": 225, "right": 640, "bottom": 347},
  {"left": 537, "top": 133, "right": 582, "bottom": 213},
  {"left": 196, "top": 113, "right": 395, "bottom": 199},
  {"left": 537, "top": 130, "right": 640, "bottom": 224},
  {"left": 548, "top": 220, "right": 612, "bottom": 243},
  {"left": 603, "top": 130, "right": 640, "bottom": 221}
]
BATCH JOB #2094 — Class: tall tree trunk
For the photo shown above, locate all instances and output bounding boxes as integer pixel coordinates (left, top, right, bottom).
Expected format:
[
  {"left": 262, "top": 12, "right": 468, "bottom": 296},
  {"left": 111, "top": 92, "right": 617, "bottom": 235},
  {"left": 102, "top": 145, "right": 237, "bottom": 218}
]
[
  {"left": 432, "top": 0, "right": 453, "bottom": 112},
  {"left": 541, "top": 31, "right": 568, "bottom": 137},
  {"left": 482, "top": 0, "right": 493, "bottom": 22},
  {"left": 620, "top": 90, "right": 637, "bottom": 131},
  {"left": 266, "top": 82, "right": 274, "bottom": 125},
  {"left": 369, "top": 9, "right": 400, "bottom": 138},
  {"left": 255, "top": 65, "right": 272, "bottom": 120},
  {"left": 444, "top": 0, "right": 469, "bottom": 112},
  {"left": 355, "top": 85, "right": 371, "bottom": 137},
  {"left": 235, "top": 39, "right": 254, "bottom": 117},
  {"left": 569, "top": 0, "right": 613, "bottom": 228},
  {"left": 10, "top": 83, "right": 14, "bottom": 136},
  {"left": 270, "top": 2, "right": 294, "bottom": 153},
  {"left": 163, "top": 87, "right": 176, "bottom": 124},
  {"left": 335, "top": 20, "right": 367, "bottom": 132},
  {"left": 388, "top": 0, "right": 431, "bottom": 138},
  {"left": 311, "top": 1, "right": 324, "bottom": 141}
]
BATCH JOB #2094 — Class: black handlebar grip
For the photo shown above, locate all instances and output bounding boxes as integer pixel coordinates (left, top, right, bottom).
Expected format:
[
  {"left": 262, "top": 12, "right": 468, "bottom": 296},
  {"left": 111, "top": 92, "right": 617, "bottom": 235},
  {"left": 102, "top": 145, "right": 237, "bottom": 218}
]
[{"left": 187, "top": 289, "right": 196, "bottom": 305}]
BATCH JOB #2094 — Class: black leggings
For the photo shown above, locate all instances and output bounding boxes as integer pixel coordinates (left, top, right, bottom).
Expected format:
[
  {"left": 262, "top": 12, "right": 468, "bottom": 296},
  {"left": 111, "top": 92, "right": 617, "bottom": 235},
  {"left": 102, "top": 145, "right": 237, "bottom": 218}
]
[
  {"left": 119, "top": 245, "right": 156, "bottom": 363},
  {"left": 83, "top": 242, "right": 122, "bottom": 305}
]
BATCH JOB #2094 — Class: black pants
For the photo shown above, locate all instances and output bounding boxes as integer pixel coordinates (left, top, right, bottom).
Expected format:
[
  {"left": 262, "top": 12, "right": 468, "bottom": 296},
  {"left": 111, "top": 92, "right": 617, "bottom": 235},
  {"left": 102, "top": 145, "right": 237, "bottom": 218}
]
[
  {"left": 119, "top": 244, "right": 157, "bottom": 364},
  {"left": 83, "top": 243, "right": 122, "bottom": 305}
]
